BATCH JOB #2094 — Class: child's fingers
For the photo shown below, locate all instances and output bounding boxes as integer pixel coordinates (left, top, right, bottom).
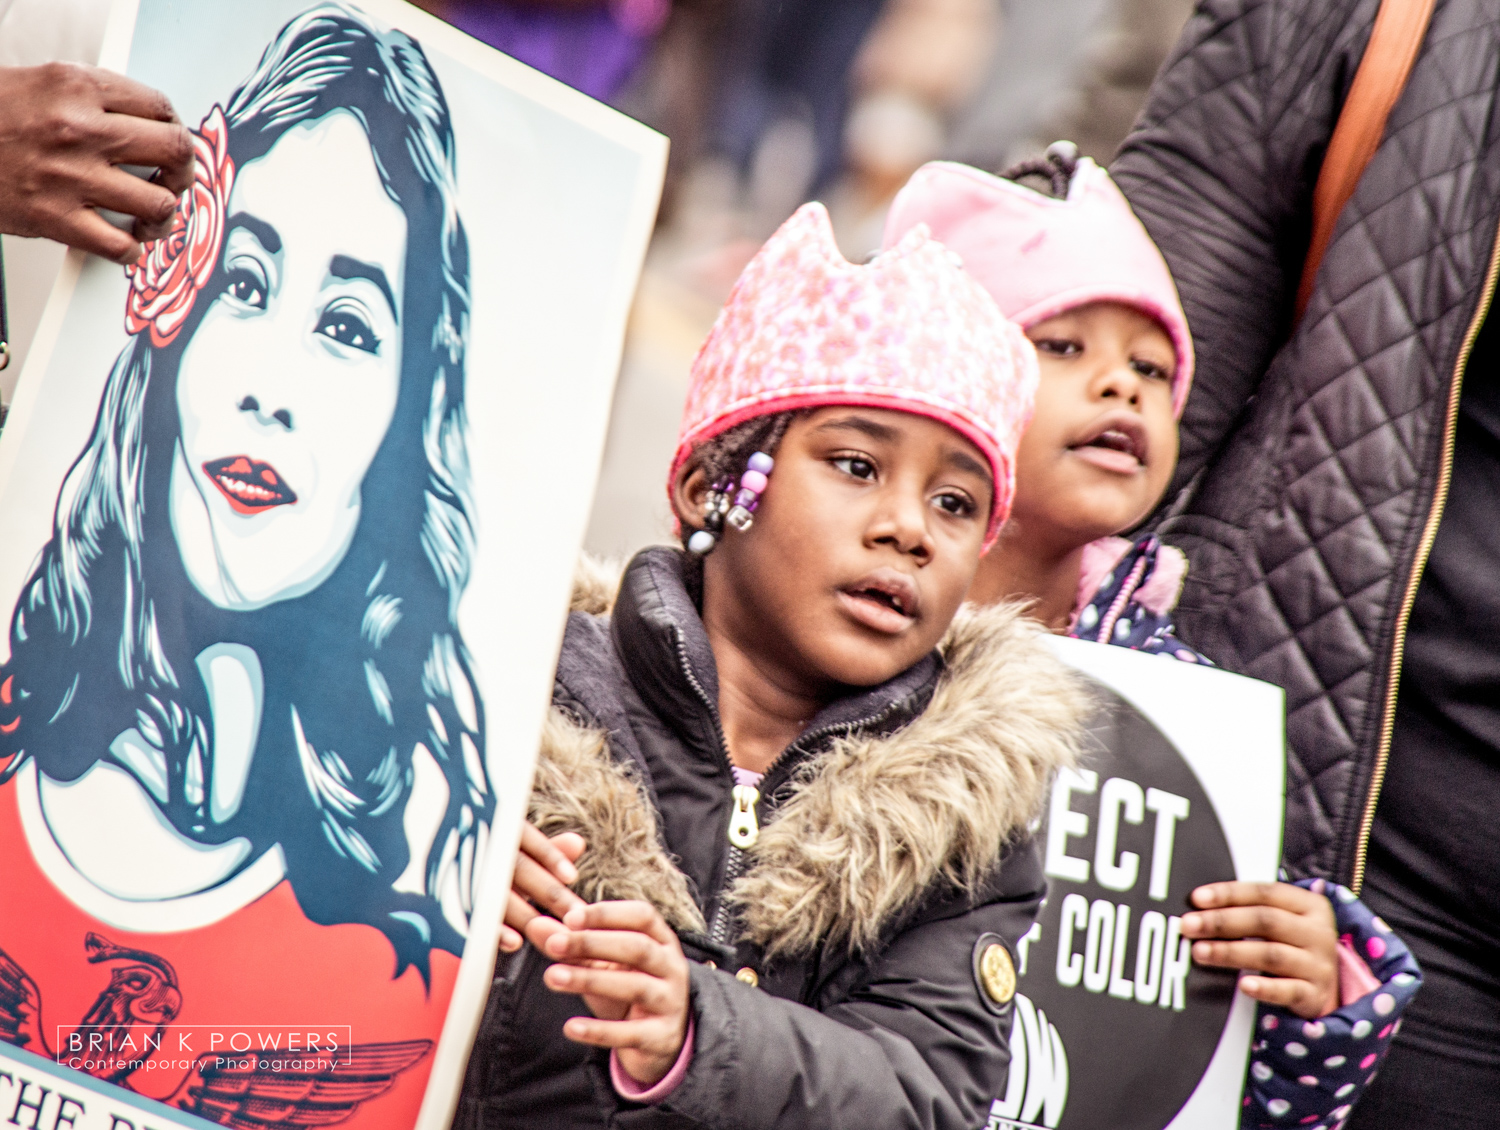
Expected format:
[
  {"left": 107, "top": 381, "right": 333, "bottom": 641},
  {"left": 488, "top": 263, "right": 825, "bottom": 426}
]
[
  {"left": 561, "top": 1015, "right": 680, "bottom": 1052},
  {"left": 1190, "top": 937, "right": 1324, "bottom": 982},
  {"left": 551, "top": 831, "right": 587, "bottom": 864},
  {"left": 1190, "top": 881, "right": 1327, "bottom": 915},
  {"left": 520, "top": 821, "right": 582, "bottom": 883},
  {"left": 499, "top": 920, "right": 524, "bottom": 954},
  {"left": 544, "top": 925, "right": 678, "bottom": 981},
  {"left": 512, "top": 851, "right": 586, "bottom": 920},
  {"left": 523, "top": 912, "right": 568, "bottom": 953},
  {"left": 503, "top": 890, "right": 540, "bottom": 939},
  {"left": 560, "top": 900, "right": 677, "bottom": 947},
  {"left": 543, "top": 964, "right": 678, "bottom": 1014},
  {"left": 1179, "top": 904, "right": 1310, "bottom": 946},
  {"left": 1238, "top": 974, "right": 1333, "bottom": 1019},
  {"left": 500, "top": 892, "right": 570, "bottom": 955}
]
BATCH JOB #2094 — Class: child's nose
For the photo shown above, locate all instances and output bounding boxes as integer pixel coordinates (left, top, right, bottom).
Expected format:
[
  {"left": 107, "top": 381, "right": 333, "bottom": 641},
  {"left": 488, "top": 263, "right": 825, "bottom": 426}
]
[
  {"left": 869, "top": 489, "right": 934, "bottom": 561},
  {"left": 1095, "top": 362, "right": 1144, "bottom": 405}
]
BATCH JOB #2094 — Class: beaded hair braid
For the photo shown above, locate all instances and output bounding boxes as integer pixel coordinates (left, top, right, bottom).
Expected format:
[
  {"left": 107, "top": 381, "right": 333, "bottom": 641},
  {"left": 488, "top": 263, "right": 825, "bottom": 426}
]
[{"left": 678, "top": 410, "right": 804, "bottom": 547}]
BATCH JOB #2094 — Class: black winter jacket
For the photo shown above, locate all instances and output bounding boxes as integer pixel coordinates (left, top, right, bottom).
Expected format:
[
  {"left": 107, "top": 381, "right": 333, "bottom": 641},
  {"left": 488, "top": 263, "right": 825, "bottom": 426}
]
[
  {"left": 1111, "top": 0, "right": 1500, "bottom": 885},
  {"left": 454, "top": 549, "right": 1084, "bottom": 1129}
]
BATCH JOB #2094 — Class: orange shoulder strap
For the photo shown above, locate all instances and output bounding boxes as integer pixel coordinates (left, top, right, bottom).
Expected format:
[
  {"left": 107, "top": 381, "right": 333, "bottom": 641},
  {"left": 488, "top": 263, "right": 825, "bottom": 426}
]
[{"left": 1295, "top": 0, "right": 1436, "bottom": 321}]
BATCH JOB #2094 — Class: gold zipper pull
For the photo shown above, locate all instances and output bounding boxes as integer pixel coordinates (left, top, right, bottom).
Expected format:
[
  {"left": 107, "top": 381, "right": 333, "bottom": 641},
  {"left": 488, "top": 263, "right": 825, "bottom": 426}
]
[{"left": 728, "top": 784, "right": 760, "bottom": 848}]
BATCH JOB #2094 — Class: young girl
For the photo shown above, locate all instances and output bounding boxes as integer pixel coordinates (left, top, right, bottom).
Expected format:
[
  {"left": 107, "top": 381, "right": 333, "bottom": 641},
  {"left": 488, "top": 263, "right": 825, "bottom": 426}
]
[
  {"left": 883, "top": 149, "right": 1423, "bottom": 1129},
  {"left": 455, "top": 202, "right": 1087, "bottom": 1129}
]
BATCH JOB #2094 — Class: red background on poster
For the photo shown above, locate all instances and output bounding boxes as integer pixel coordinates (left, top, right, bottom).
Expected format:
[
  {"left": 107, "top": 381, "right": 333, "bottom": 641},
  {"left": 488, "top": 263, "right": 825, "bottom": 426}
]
[{"left": 0, "top": 786, "right": 462, "bottom": 1128}]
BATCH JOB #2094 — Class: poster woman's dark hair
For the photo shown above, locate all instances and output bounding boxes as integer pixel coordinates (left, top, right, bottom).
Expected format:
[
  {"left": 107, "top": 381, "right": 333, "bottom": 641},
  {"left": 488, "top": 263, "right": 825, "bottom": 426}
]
[{"left": 0, "top": 4, "right": 490, "bottom": 974}]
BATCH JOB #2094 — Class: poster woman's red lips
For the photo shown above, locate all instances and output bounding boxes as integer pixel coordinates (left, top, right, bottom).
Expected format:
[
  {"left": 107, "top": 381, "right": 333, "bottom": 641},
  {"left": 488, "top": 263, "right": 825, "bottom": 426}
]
[{"left": 203, "top": 455, "right": 298, "bottom": 514}]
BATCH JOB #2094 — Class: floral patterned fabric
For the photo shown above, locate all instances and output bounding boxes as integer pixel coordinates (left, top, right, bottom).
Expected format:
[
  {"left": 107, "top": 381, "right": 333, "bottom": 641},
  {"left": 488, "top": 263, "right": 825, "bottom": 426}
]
[{"left": 673, "top": 202, "right": 1039, "bottom": 545}]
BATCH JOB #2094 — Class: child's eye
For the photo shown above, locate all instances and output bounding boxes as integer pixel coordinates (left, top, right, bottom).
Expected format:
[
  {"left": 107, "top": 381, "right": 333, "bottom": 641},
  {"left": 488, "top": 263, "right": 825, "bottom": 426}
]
[
  {"left": 316, "top": 301, "right": 381, "bottom": 354},
  {"left": 1032, "top": 337, "right": 1081, "bottom": 357},
  {"left": 223, "top": 264, "right": 267, "bottom": 310},
  {"left": 832, "top": 456, "right": 877, "bottom": 480},
  {"left": 933, "top": 491, "right": 976, "bottom": 518},
  {"left": 1131, "top": 357, "right": 1171, "bottom": 382}
]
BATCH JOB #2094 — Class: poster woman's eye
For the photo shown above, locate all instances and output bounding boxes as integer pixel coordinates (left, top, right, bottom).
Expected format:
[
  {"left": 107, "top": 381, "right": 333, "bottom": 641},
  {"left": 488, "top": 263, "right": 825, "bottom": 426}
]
[
  {"left": 224, "top": 263, "right": 268, "bottom": 310},
  {"left": 316, "top": 301, "right": 381, "bottom": 354}
]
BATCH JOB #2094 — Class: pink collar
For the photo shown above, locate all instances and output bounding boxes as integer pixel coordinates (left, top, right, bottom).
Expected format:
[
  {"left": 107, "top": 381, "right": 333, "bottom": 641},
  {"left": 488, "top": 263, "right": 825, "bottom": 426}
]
[{"left": 1068, "top": 536, "right": 1188, "bottom": 632}]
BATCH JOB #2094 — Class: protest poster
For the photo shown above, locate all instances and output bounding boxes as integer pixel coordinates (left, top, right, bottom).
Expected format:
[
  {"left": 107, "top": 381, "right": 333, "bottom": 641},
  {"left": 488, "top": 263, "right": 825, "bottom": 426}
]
[
  {"left": 984, "top": 638, "right": 1285, "bottom": 1130},
  {"left": 0, "top": 2, "right": 666, "bottom": 1127}
]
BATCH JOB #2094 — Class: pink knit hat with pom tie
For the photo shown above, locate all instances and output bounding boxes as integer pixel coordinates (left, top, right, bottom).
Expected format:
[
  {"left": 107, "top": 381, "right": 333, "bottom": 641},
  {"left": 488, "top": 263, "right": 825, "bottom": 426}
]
[
  {"left": 882, "top": 156, "right": 1195, "bottom": 417},
  {"left": 672, "top": 201, "right": 1038, "bottom": 547}
]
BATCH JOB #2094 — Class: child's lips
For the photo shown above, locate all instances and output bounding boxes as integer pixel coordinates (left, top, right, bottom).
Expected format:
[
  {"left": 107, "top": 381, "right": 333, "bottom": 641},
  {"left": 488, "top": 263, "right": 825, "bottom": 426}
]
[
  {"left": 837, "top": 569, "right": 920, "bottom": 634},
  {"left": 1069, "top": 413, "right": 1149, "bottom": 474},
  {"left": 203, "top": 455, "right": 297, "bottom": 515},
  {"left": 1070, "top": 444, "right": 1143, "bottom": 475}
]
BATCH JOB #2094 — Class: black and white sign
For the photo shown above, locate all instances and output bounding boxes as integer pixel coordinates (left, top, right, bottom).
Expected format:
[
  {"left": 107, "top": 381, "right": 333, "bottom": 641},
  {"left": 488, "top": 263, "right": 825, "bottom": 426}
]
[{"left": 984, "top": 639, "right": 1284, "bottom": 1130}]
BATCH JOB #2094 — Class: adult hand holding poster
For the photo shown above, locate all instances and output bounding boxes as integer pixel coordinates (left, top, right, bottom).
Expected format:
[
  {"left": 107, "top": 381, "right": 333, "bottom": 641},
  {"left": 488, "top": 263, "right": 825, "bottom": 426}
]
[
  {"left": 984, "top": 638, "right": 1285, "bottom": 1130},
  {"left": 0, "top": 3, "right": 666, "bottom": 1128}
]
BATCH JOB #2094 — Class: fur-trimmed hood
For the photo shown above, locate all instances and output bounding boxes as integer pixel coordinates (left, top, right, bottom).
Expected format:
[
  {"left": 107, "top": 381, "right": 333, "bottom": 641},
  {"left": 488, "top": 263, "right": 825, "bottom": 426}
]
[{"left": 529, "top": 555, "right": 1086, "bottom": 961}]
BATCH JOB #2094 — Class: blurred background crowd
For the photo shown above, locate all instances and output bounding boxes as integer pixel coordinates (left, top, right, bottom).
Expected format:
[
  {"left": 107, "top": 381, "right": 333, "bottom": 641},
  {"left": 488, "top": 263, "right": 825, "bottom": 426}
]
[
  {"left": 408, "top": 0, "right": 1195, "bottom": 560},
  {"left": 0, "top": 0, "right": 1193, "bottom": 555}
]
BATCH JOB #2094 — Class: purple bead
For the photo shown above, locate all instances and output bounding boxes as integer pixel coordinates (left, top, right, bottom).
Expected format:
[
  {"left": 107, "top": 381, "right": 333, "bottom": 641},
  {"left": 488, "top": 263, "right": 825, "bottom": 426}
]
[
  {"left": 740, "top": 469, "right": 768, "bottom": 493},
  {"left": 735, "top": 489, "right": 756, "bottom": 506},
  {"left": 747, "top": 452, "right": 774, "bottom": 474}
]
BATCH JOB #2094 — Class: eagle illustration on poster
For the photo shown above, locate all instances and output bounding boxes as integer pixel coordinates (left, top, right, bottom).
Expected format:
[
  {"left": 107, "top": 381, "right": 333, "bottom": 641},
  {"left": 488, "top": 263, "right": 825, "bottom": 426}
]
[
  {"left": 1, "top": 934, "right": 429, "bottom": 1123},
  {"left": 0, "top": 1, "right": 666, "bottom": 1128}
]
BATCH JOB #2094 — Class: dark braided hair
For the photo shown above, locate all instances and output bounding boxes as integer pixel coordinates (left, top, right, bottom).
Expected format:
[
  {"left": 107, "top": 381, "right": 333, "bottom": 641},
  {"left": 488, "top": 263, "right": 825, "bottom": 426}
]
[
  {"left": 1000, "top": 140, "right": 1080, "bottom": 199},
  {"left": 676, "top": 409, "right": 806, "bottom": 547}
]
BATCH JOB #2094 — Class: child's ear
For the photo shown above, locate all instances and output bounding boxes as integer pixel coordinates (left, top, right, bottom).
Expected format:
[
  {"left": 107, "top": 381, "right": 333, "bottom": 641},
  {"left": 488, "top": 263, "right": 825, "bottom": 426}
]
[{"left": 670, "top": 461, "right": 713, "bottom": 533}]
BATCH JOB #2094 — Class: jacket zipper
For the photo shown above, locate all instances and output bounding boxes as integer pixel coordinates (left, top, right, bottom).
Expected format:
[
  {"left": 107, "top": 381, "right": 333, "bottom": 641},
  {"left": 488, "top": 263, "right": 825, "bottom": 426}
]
[
  {"left": 704, "top": 708, "right": 903, "bottom": 945},
  {"left": 670, "top": 631, "right": 759, "bottom": 946},
  {"left": 673, "top": 629, "right": 910, "bottom": 946},
  {"left": 1350, "top": 218, "right": 1500, "bottom": 894}
]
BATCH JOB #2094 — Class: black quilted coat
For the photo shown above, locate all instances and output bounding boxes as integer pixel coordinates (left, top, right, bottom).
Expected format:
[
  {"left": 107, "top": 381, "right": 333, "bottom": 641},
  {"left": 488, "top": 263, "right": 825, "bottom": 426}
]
[{"left": 1112, "top": 0, "right": 1500, "bottom": 885}]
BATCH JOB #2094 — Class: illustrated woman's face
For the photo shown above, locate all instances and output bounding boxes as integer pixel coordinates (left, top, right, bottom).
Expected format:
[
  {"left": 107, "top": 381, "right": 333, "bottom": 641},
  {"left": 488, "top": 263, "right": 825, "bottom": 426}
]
[{"left": 170, "top": 110, "right": 408, "bottom": 610}]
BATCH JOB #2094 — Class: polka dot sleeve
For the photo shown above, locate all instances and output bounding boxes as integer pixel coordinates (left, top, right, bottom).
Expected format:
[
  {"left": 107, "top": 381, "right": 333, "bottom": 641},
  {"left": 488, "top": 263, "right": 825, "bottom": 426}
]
[{"left": 1240, "top": 879, "right": 1422, "bottom": 1129}]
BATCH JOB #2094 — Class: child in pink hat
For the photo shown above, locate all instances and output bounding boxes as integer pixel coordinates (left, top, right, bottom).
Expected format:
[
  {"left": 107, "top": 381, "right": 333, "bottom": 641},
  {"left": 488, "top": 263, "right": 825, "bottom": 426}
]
[
  {"left": 883, "top": 144, "right": 1196, "bottom": 648},
  {"left": 459, "top": 201, "right": 1088, "bottom": 1130},
  {"left": 884, "top": 146, "right": 1420, "bottom": 1130}
]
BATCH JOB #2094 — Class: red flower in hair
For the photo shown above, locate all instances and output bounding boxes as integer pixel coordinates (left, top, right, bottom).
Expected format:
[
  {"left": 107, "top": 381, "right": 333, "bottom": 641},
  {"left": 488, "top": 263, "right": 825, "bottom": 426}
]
[{"left": 124, "top": 106, "right": 236, "bottom": 349}]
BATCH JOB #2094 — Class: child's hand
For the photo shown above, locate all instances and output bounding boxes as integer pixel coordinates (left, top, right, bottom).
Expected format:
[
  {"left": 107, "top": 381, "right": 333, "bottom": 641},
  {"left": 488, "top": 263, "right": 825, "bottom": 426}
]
[
  {"left": 541, "top": 900, "right": 691, "bottom": 1088},
  {"left": 1180, "top": 881, "right": 1339, "bottom": 1019},
  {"left": 500, "top": 820, "right": 588, "bottom": 954}
]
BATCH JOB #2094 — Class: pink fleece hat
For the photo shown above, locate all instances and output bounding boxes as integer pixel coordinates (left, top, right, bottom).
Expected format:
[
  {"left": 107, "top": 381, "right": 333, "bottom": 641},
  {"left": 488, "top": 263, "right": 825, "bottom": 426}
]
[
  {"left": 672, "top": 202, "right": 1039, "bottom": 546},
  {"left": 882, "top": 157, "right": 1194, "bottom": 417}
]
